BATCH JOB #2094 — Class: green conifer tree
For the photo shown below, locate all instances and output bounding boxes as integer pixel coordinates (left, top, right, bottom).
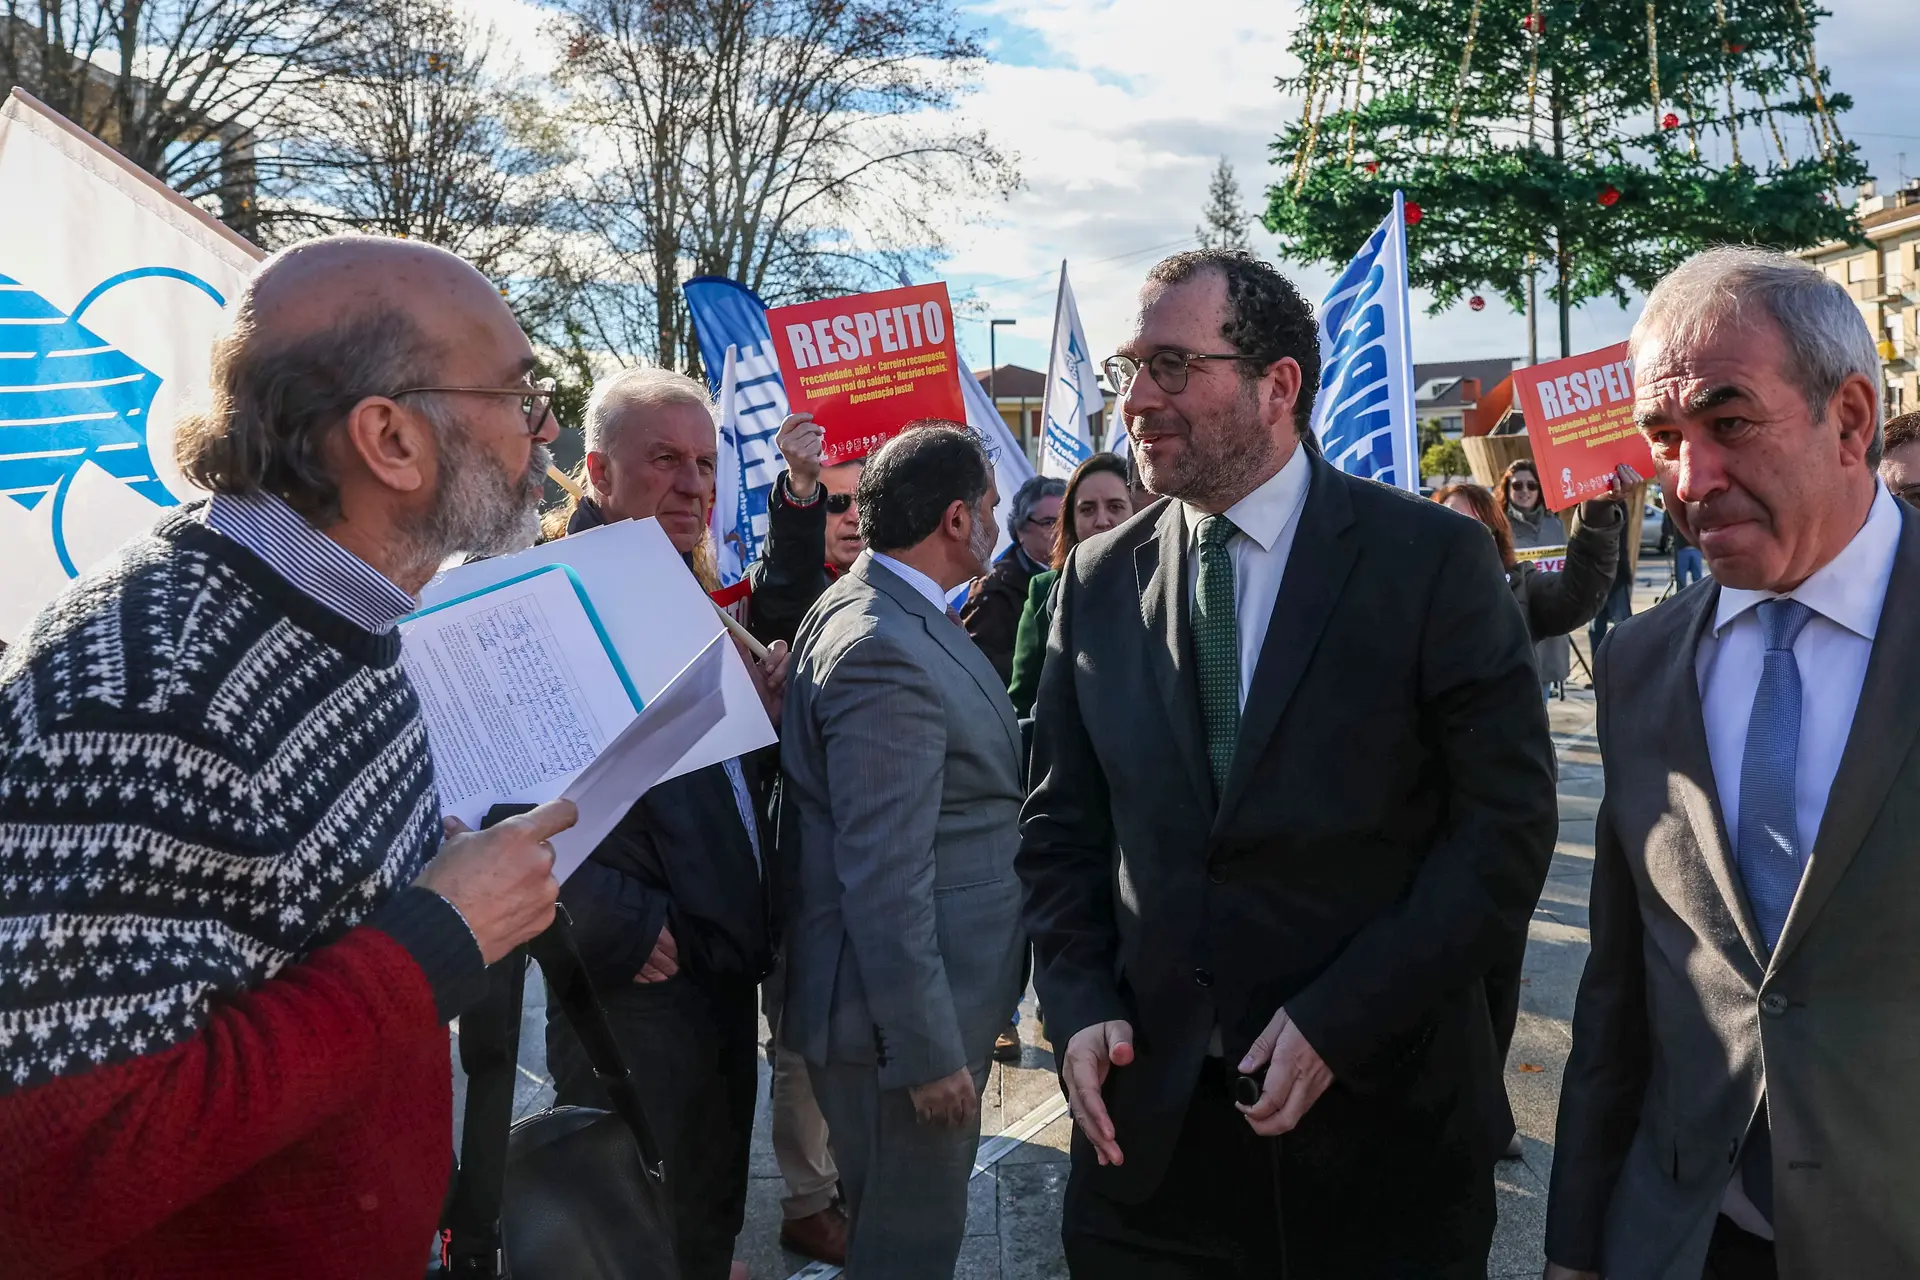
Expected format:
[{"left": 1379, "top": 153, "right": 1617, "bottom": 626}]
[{"left": 1263, "top": 0, "right": 1868, "bottom": 357}]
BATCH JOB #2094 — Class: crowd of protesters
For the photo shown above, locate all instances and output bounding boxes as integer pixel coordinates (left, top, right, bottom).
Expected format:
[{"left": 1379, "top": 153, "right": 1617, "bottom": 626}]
[{"left": 2, "top": 231, "right": 1918, "bottom": 1280}]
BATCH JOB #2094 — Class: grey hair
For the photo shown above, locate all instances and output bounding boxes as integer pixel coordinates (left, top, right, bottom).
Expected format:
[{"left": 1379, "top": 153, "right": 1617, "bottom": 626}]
[
  {"left": 174, "top": 301, "right": 444, "bottom": 523},
  {"left": 1632, "top": 246, "right": 1884, "bottom": 464},
  {"left": 1010, "top": 475, "right": 1066, "bottom": 532},
  {"left": 584, "top": 365, "right": 713, "bottom": 455}
]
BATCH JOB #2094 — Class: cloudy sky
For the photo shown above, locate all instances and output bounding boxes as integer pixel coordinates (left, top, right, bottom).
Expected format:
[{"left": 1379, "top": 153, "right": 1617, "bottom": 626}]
[
  {"left": 938, "top": 0, "right": 1913, "bottom": 376},
  {"left": 466, "top": 0, "right": 1912, "bottom": 375}
]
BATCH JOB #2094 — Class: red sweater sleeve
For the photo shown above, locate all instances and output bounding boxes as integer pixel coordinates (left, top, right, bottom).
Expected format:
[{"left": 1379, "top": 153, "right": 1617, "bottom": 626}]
[{"left": 0, "top": 925, "right": 441, "bottom": 1274}]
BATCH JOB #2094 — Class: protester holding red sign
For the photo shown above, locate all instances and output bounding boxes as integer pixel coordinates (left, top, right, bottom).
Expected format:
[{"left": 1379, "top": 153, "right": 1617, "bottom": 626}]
[
  {"left": 769, "top": 283, "right": 968, "bottom": 464},
  {"left": 1513, "top": 342, "right": 1656, "bottom": 512}
]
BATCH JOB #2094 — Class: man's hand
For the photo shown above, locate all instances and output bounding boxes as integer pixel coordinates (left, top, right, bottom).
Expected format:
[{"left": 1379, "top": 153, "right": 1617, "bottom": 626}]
[
  {"left": 776, "top": 412, "right": 825, "bottom": 501},
  {"left": 420, "top": 801, "right": 575, "bottom": 964},
  {"left": 736, "top": 635, "right": 790, "bottom": 729},
  {"left": 634, "top": 924, "right": 679, "bottom": 983},
  {"left": 908, "top": 1066, "right": 979, "bottom": 1128},
  {"left": 1543, "top": 1265, "right": 1599, "bottom": 1280},
  {"left": 1062, "top": 1019, "right": 1134, "bottom": 1165},
  {"left": 1237, "top": 1007, "right": 1334, "bottom": 1137}
]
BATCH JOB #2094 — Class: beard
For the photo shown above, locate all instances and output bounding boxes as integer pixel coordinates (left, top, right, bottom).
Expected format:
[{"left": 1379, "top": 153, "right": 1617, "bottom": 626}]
[
  {"left": 967, "top": 497, "right": 997, "bottom": 575},
  {"left": 1132, "top": 381, "right": 1278, "bottom": 510},
  {"left": 401, "top": 422, "right": 549, "bottom": 578}
]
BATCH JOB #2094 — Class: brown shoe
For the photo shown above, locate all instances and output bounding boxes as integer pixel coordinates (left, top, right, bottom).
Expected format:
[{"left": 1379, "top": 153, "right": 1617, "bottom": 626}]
[
  {"left": 993, "top": 1022, "right": 1022, "bottom": 1063},
  {"left": 779, "top": 1203, "right": 849, "bottom": 1265}
]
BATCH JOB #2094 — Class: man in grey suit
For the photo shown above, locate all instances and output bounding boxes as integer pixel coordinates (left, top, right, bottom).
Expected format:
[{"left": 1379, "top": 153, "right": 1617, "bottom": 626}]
[
  {"left": 779, "top": 422, "right": 1026, "bottom": 1278},
  {"left": 1546, "top": 247, "right": 1919, "bottom": 1279}
]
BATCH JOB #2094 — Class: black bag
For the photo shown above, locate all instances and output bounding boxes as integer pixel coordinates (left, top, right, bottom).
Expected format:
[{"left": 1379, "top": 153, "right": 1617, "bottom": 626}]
[{"left": 443, "top": 909, "right": 677, "bottom": 1280}]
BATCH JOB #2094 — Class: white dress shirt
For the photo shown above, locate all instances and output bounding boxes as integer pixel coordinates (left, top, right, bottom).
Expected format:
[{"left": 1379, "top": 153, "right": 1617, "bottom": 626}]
[
  {"left": 1184, "top": 442, "right": 1312, "bottom": 708},
  {"left": 1694, "top": 481, "right": 1901, "bottom": 1238},
  {"left": 870, "top": 551, "right": 955, "bottom": 616}
]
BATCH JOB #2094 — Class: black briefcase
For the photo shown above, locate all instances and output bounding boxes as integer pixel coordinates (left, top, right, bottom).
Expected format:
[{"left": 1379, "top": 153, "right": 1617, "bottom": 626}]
[{"left": 442, "top": 907, "right": 676, "bottom": 1280}]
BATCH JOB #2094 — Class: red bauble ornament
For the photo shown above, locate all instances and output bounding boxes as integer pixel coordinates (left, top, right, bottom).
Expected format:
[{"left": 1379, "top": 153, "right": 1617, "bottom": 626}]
[
  {"left": 1728, "top": 42, "right": 1745, "bottom": 53},
  {"left": 1469, "top": 295, "right": 1486, "bottom": 312},
  {"left": 1364, "top": 161, "right": 1379, "bottom": 174},
  {"left": 1519, "top": 12, "right": 1544, "bottom": 34},
  {"left": 1662, "top": 112, "right": 1680, "bottom": 129},
  {"left": 1598, "top": 185, "right": 1621, "bottom": 207},
  {"left": 1404, "top": 200, "right": 1423, "bottom": 226}
]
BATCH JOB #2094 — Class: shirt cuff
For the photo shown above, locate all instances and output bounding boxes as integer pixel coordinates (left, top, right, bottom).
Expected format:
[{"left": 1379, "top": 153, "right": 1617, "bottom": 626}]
[{"left": 367, "top": 887, "right": 489, "bottom": 1023}]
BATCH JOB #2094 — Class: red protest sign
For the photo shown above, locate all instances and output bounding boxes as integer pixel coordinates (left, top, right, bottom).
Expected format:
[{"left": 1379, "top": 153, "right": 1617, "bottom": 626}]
[
  {"left": 1512, "top": 341, "right": 1653, "bottom": 511},
  {"left": 767, "top": 282, "right": 967, "bottom": 465}
]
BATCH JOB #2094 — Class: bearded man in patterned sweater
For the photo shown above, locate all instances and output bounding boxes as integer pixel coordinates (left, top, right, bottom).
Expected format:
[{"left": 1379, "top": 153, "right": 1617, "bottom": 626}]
[{"left": 0, "top": 235, "right": 577, "bottom": 1278}]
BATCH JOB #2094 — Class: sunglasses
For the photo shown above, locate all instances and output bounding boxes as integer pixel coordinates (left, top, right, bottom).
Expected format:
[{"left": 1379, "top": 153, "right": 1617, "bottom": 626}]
[
  {"left": 1509, "top": 479, "right": 1539, "bottom": 492},
  {"left": 826, "top": 493, "right": 855, "bottom": 514}
]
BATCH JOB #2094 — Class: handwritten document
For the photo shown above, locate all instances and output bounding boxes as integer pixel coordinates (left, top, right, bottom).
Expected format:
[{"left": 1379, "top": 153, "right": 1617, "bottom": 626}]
[{"left": 401, "top": 565, "right": 642, "bottom": 829}]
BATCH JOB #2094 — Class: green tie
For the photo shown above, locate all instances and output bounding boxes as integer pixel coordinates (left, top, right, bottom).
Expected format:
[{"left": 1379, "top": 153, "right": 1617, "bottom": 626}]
[{"left": 1194, "top": 514, "right": 1240, "bottom": 793}]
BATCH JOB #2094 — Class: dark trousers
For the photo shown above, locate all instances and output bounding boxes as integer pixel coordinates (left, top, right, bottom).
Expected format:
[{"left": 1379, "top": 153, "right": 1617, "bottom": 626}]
[
  {"left": 1588, "top": 578, "right": 1633, "bottom": 653},
  {"left": 546, "top": 973, "right": 758, "bottom": 1280},
  {"left": 1061, "top": 1063, "right": 1493, "bottom": 1279},
  {"left": 1702, "top": 1216, "right": 1777, "bottom": 1280}
]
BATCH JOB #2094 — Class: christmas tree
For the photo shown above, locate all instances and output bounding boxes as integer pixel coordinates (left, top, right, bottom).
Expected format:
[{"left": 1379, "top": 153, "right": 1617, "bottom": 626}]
[{"left": 1262, "top": 0, "right": 1868, "bottom": 358}]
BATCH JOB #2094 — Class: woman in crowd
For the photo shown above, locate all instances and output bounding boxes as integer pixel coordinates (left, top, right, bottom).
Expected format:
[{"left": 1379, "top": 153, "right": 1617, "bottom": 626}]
[
  {"left": 1496, "top": 459, "right": 1576, "bottom": 694},
  {"left": 1007, "top": 452, "right": 1140, "bottom": 717}
]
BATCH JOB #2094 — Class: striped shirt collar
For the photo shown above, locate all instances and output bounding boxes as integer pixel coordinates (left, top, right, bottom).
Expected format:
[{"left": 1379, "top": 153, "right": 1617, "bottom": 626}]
[{"left": 201, "top": 491, "right": 418, "bottom": 633}]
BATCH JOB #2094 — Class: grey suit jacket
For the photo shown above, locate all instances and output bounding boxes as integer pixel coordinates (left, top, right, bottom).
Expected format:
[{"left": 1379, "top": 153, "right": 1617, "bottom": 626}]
[
  {"left": 778, "top": 553, "right": 1026, "bottom": 1091},
  {"left": 1546, "top": 501, "right": 1920, "bottom": 1277}
]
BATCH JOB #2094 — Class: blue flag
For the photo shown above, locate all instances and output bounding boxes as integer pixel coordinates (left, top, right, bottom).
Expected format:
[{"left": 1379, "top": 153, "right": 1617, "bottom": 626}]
[
  {"left": 1311, "top": 192, "right": 1418, "bottom": 491},
  {"left": 683, "top": 277, "right": 789, "bottom": 582}
]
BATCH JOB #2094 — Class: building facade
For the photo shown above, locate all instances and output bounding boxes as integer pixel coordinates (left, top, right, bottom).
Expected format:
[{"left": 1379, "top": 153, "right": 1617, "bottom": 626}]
[{"left": 1797, "top": 181, "right": 1920, "bottom": 420}]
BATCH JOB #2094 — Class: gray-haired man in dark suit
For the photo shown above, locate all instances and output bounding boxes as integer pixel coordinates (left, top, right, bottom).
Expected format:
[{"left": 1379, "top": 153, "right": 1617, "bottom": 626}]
[
  {"left": 1546, "top": 248, "right": 1920, "bottom": 1279},
  {"left": 778, "top": 423, "right": 1025, "bottom": 1277}
]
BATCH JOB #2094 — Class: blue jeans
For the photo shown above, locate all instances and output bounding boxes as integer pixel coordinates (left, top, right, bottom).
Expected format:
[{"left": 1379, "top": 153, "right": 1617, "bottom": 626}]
[{"left": 1676, "top": 546, "right": 1705, "bottom": 587}]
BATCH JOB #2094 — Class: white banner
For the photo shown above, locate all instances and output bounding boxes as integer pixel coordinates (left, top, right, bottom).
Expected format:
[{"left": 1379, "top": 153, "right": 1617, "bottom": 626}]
[
  {"left": 1039, "top": 263, "right": 1106, "bottom": 479},
  {"left": 1311, "top": 191, "right": 1418, "bottom": 492},
  {"left": 0, "top": 90, "right": 259, "bottom": 640},
  {"left": 960, "top": 357, "right": 1037, "bottom": 560}
]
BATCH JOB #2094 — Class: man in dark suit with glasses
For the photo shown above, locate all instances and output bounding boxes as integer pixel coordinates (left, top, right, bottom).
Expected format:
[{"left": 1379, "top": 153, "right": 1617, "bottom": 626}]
[{"left": 1019, "top": 249, "right": 1558, "bottom": 1277}]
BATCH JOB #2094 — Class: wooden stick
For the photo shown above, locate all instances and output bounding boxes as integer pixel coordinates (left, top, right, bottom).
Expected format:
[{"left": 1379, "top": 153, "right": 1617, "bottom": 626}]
[
  {"left": 546, "top": 463, "right": 587, "bottom": 501},
  {"left": 713, "top": 602, "right": 772, "bottom": 664}
]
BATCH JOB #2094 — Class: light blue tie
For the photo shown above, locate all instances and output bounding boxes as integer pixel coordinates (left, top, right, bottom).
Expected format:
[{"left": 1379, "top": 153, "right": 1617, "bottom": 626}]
[{"left": 1735, "top": 598, "right": 1816, "bottom": 951}]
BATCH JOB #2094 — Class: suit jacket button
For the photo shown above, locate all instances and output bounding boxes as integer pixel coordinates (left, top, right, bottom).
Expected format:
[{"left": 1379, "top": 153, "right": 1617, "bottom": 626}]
[
  {"left": 1194, "top": 968, "right": 1213, "bottom": 988},
  {"left": 1760, "top": 992, "right": 1788, "bottom": 1018}
]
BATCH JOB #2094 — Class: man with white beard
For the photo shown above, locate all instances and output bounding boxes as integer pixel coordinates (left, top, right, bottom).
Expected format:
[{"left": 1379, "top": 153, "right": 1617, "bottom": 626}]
[
  {"left": 776, "top": 422, "right": 1027, "bottom": 1278},
  {"left": 0, "top": 234, "right": 574, "bottom": 1278}
]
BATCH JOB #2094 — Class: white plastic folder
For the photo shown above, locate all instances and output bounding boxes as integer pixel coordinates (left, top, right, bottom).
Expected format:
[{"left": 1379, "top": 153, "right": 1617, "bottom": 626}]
[{"left": 405, "top": 518, "right": 775, "bottom": 855}]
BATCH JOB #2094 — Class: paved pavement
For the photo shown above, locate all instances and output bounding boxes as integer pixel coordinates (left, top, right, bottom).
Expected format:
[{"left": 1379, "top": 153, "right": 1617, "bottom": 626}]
[{"left": 456, "top": 556, "right": 1679, "bottom": 1280}]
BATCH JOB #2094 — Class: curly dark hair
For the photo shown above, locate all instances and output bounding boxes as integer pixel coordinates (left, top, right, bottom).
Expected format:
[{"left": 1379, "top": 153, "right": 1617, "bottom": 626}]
[{"left": 1144, "top": 249, "right": 1321, "bottom": 438}]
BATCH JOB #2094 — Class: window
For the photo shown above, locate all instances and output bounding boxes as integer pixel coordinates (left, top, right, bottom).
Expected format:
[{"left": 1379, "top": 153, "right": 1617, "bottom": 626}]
[{"left": 1849, "top": 256, "right": 1873, "bottom": 283}]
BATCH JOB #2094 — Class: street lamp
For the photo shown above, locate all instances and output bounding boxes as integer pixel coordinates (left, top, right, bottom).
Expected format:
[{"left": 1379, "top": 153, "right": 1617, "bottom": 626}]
[{"left": 988, "top": 318, "right": 1015, "bottom": 444}]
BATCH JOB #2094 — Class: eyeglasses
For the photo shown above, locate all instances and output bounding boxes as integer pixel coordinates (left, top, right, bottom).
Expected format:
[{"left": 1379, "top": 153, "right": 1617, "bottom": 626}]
[
  {"left": 390, "top": 376, "right": 558, "bottom": 432},
  {"left": 1025, "top": 514, "right": 1059, "bottom": 530},
  {"left": 1103, "top": 351, "right": 1250, "bottom": 396},
  {"left": 826, "top": 493, "right": 855, "bottom": 515},
  {"left": 1509, "top": 479, "right": 1539, "bottom": 492}
]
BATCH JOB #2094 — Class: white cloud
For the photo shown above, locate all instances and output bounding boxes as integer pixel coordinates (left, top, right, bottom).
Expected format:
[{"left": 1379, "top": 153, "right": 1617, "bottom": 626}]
[{"left": 943, "top": 0, "right": 1910, "bottom": 375}]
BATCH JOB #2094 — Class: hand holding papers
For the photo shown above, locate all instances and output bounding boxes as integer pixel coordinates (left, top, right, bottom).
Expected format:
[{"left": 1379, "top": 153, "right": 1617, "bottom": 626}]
[{"left": 404, "top": 516, "right": 776, "bottom": 869}]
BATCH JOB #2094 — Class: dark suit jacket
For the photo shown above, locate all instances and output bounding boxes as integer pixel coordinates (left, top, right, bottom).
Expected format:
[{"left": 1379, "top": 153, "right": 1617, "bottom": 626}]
[
  {"left": 1546, "top": 501, "right": 1920, "bottom": 1277},
  {"left": 746, "top": 470, "right": 836, "bottom": 652},
  {"left": 561, "top": 762, "right": 771, "bottom": 990},
  {"left": 1019, "top": 453, "right": 1557, "bottom": 1219}
]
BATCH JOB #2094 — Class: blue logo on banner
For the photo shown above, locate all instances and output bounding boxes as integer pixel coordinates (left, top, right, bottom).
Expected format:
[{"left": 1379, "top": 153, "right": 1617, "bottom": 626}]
[
  {"left": 1317, "top": 226, "right": 1399, "bottom": 485},
  {"left": 1, "top": 268, "right": 224, "bottom": 575}
]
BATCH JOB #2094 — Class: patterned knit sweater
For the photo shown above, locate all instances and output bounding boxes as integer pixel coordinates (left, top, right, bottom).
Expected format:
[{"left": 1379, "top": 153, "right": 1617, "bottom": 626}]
[{"left": 0, "top": 509, "right": 486, "bottom": 1278}]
